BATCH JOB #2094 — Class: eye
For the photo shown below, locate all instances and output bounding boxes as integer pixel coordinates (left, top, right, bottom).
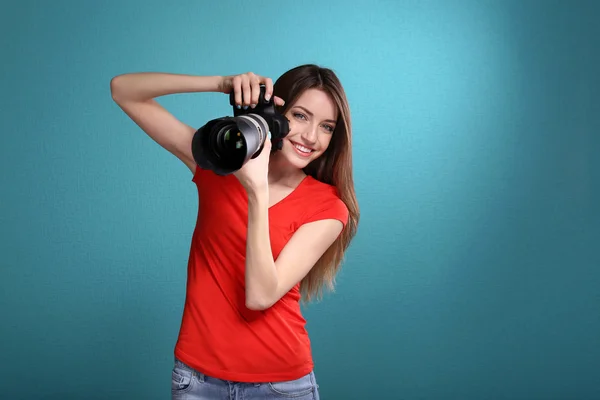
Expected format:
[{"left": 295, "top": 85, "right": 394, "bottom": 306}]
[
  {"left": 293, "top": 112, "right": 307, "bottom": 120},
  {"left": 323, "top": 124, "right": 335, "bottom": 132}
]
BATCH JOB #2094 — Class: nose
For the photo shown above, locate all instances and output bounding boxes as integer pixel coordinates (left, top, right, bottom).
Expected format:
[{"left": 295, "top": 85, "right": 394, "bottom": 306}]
[{"left": 301, "top": 124, "right": 318, "bottom": 144}]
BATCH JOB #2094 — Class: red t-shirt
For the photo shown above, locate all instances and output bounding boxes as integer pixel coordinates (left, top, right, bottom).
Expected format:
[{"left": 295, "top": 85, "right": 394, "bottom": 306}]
[{"left": 174, "top": 165, "right": 349, "bottom": 382}]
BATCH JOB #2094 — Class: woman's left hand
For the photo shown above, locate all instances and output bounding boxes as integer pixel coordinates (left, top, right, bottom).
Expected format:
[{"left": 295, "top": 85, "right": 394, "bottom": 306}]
[{"left": 234, "top": 134, "right": 272, "bottom": 194}]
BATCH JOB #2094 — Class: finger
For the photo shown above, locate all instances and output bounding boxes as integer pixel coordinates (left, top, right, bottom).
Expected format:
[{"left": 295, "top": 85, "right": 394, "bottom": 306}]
[
  {"left": 250, "top": 75, "right": 261, "bottom": 108},
  {"left": 274, "top": 96, "right": 285, "bottom": 107},
  {"left": 241, "top": 75, "right": 251, "bottom": 108},
  {"left": 232, "top": 75, "right": 242, "bottom": 108},
  {"left": 264, "top": 78, "right": 274, "bottom": 102},
  {"left": 264, "top": 134, "right": 272, "bottom": 151}
]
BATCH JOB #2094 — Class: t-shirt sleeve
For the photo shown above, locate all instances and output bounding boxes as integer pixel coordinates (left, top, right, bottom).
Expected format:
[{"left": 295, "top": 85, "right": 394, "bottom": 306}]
[
  {"left": 192, "top": 164, "right": 204, "bottom": 183},
  {"left": 303, "top": 196, "right": 349, "bottom": 228},
  {"left": 192, "top": 164, "right": 218, "bottom": 188}
]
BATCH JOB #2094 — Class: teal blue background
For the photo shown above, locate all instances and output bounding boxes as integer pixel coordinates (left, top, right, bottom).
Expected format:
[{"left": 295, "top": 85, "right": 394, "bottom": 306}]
[{"left": 1, "top": 1, "right": 598, "bottom": 399}]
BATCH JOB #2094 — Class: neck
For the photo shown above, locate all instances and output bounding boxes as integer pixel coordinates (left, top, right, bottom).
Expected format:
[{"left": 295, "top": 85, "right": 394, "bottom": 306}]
[{"left": 268, "top": 151, "right": 306, "bottom": 187}]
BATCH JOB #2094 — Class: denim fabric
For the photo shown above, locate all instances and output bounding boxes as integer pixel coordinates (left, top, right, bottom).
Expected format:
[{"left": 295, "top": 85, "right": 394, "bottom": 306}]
[{"left": 171, "top": 358, "right": 320, "bottom": 400}]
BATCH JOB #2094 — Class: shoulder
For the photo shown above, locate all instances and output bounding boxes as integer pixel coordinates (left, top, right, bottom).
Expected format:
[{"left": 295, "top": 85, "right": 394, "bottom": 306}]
[
  {"left": 192, "top": 164, "right": 236, "bottom": 187},
  {"left": 301, "top": 176, "right": 349, "bottom": 227},
  {"left": 303, "top": 175, "right": 337, "bottom": 193}
]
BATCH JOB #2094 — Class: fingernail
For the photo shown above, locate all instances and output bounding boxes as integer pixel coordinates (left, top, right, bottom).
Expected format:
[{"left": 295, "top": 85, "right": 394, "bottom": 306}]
[
  {"left": 243, "top": 105, "right": 248, "bottom": 110},
  {"left": 250, "top": 104, "right": 256, "bottom": 108},
  {"left": 268, "top": 132, "right": 272, "bottom": 140},
  {"left": 265, "top": 94, "right": 271, "bottom": 102},
  {"left": 236, "top": 104, "right": 241, "bottom": 109}
]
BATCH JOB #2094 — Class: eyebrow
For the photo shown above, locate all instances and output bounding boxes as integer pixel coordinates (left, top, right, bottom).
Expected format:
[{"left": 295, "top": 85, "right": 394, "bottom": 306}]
[{"left": 293, "top": 105, "right": 337, "bottom": 124}]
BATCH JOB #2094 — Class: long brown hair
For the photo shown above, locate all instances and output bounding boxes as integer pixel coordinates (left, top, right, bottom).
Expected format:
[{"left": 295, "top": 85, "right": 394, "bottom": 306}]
[{"left": 273, "top": 64, "right": 360, "bottom": 303}]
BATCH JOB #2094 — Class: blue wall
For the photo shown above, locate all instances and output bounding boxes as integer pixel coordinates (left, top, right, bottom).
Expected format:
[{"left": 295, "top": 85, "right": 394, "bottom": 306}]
[{"left": 1, "top": 1, "right": 598, "bottom": 399}]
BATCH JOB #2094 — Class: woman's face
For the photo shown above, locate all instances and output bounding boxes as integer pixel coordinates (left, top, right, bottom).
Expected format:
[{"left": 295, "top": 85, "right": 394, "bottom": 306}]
[{"left": 277, "top": 88, "right": 338, "bottom": 169}]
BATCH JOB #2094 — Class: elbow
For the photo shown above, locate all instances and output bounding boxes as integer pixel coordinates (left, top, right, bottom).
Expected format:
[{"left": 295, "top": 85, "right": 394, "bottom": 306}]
[
  {"left": 110, "top": 75, "right": 125, "bottom": 103},
  {"left": 245, "top": 294, "right": 274, "bottom": 311}
]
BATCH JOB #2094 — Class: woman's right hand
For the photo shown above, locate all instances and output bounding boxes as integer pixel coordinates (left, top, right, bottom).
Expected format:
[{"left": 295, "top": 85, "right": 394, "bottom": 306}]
[{"left": 219, "top": 72, "right": 285, "bottom": 109}]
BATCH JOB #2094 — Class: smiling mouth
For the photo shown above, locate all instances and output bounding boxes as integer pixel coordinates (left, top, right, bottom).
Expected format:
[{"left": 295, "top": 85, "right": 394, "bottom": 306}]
[{"left": 290, "top": 140, "right": 314, "bottom": 156}]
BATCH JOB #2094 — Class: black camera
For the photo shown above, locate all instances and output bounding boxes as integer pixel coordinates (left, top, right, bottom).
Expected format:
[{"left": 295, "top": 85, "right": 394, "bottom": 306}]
[{"left": 191, "top": 85, "right": 290, "bottom": 175}]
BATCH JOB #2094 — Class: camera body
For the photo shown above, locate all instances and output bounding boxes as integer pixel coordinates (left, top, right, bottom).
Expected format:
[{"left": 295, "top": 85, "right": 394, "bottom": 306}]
[
  {"left": 229, "top": 85, "right": 289, "bottom": 152},
  {"left": 191, "top": 85, "right": 290, "bottom": 176}
]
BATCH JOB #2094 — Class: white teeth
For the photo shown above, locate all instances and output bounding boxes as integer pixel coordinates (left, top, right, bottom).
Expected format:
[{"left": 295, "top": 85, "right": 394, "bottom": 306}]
[{"left": 293, "top": 143, "right": 312, "bottom": 153}]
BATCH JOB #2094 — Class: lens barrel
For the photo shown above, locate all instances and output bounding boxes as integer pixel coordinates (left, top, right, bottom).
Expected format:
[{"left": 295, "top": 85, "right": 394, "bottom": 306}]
[{"left": 192, "top": 113, "right": 269, "bottom": 175}]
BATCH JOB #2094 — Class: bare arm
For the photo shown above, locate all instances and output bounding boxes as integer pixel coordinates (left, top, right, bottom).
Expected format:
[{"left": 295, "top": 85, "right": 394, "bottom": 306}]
[
  {"left": 110, "top": 72, "right": 224, "bottom": 174},
  {"left": 244, "top": 187, "right": 343, "bottom": 311}
]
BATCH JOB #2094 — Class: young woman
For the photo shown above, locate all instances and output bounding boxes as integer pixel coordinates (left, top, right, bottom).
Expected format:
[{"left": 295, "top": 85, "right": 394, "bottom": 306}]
[{"left": 110, "top": 64, "right": 359, "bottom": 399}]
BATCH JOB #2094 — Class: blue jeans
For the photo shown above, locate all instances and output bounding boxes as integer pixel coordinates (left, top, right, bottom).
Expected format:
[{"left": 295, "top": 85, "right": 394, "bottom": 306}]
[{"left": 171, "top": 358, "right": 321, "bottom": 400}]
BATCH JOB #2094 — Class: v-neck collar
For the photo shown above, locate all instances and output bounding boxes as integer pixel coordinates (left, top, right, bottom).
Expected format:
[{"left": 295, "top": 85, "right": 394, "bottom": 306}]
[{"left": 268, "top": 175, "right": 311, "bottom": 211}]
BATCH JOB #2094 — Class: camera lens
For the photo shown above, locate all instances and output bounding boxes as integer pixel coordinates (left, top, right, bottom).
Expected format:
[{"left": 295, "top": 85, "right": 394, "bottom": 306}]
[
  {"left": 215, "top": 125, "right": 246, "bottom": 157},
  {"left": 192, "top": 114, "right": 269, "bottom": 175}
]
